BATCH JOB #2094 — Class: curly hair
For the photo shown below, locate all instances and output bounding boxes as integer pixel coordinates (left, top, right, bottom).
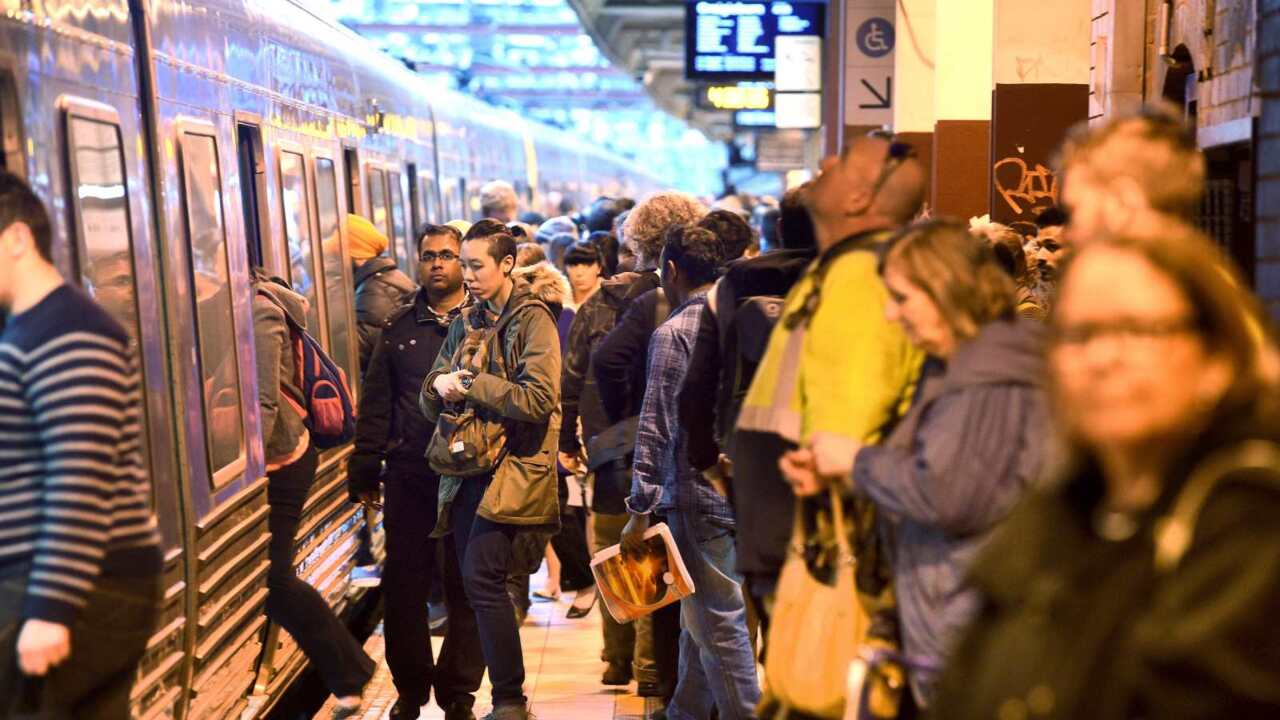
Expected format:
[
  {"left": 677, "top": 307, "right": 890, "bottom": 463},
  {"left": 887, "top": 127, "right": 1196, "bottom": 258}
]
[{"left": 621, "top": 191, "right": 707, "bottom": 267}]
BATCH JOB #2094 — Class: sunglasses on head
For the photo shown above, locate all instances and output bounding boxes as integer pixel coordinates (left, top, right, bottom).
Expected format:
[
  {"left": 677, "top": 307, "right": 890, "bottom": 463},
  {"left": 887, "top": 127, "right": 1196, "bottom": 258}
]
[{"left": 864, "top": 130, "right": 917, "bottom": 198}]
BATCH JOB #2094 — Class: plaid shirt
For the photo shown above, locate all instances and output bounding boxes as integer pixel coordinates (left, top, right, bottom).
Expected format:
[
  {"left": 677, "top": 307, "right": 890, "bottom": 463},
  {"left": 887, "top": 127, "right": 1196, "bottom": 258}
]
[{"left": 626, "top": 290, "right": 735, "bottom": 526}]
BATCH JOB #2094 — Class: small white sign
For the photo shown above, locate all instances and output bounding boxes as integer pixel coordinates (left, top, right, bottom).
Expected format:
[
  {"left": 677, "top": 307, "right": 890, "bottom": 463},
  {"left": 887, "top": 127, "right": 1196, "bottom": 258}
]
[
  {"left": 774, "top": 35, "right": 822, "bottom": 92},
  {"left": 774, "top": 92, "right": 822, "bottom": 129}
]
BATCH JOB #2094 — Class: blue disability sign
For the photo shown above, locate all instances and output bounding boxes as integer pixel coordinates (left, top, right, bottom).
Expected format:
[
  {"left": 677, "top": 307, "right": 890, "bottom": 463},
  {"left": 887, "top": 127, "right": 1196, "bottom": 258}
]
[{"left": 856, "top": 17, "right": 895, "bottom": 58}]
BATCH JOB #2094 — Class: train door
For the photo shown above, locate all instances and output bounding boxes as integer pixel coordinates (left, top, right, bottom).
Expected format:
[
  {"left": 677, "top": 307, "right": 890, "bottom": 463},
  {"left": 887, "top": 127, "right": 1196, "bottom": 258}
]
[
  {"left": 365, "top": 164, "right": 390, "bottom": 242},
  {"left": 60, "top": 97, "right": 189, "bottom": 719},
  {"left": 343, "top": 146, "right": 361, "bottom": 218},
  {"left": 388, "top": 169, "right": 412, "bottom": 274},
  {"left": 236, "top": 120, "right": 269, "bottom": 268}
]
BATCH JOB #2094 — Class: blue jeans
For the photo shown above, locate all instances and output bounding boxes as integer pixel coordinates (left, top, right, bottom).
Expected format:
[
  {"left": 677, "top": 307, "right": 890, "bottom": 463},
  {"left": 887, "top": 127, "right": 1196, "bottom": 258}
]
[{"left": 666, "top": 510, "right": 761, "bottom": 720}]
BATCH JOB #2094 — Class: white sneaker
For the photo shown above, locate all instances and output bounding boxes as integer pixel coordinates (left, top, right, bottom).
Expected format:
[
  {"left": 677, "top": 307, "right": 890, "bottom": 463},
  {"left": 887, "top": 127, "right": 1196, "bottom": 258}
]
[{"left": 350, "top": 564, "right": 382, "bottom": 588}]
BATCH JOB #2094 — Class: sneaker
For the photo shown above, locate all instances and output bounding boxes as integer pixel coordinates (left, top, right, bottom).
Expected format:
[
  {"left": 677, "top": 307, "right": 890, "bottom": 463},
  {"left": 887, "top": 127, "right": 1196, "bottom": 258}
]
[
  {"left": 350, "top": 564, "right": 381, "bottom": 588},
  {"left": 601, "top": 661, "right": 632, "bottom": 686},
  {"left": 443, "top": 701, "right": 477, "bottom": 720},
  {"left": 481, "top": 703, "right": 534, "bottom": 720},
  {"left": 429, "top": 602, "right": 449, "bottom": 635}
]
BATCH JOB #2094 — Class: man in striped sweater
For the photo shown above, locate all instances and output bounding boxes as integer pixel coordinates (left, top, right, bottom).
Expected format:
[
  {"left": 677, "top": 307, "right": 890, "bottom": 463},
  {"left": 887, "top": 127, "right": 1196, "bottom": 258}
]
[{"left": 0, "top": 172, "right": 163, "bottom": 717}]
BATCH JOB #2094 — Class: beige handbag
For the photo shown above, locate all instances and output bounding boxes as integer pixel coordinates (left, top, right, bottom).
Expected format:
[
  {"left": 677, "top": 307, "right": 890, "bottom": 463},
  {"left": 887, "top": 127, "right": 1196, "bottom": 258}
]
[{"left": 764, "top": 486, "right": 870, "bottom": 718}]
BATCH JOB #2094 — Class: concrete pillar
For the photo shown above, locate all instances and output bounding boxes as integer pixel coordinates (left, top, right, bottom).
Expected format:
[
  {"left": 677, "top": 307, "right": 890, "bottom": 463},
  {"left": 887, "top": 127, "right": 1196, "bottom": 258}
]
[
  {"left": 1089, "top": 0, "right": 1146, "bottom": 124},
  {"left": 932, "top": 0, "right": 993, "bottom": 219},
  {"left": 893, "top": 0, "right": 936, "bottom": 205},
  {"left": 989, "top": 0, "right": 1091, "bottom": 231}
]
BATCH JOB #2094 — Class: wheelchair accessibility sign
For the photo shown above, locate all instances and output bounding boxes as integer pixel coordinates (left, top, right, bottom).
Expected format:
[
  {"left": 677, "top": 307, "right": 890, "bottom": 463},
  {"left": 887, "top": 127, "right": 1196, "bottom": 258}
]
[{"left": 856, "top": 17, "right": 895, "bottom": 58}]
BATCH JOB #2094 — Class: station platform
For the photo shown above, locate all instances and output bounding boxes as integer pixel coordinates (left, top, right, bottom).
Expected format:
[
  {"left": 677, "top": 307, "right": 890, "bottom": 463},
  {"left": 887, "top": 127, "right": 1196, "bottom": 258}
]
[{"left": 317, "top": 573, "right": 661, "bottom": 720}]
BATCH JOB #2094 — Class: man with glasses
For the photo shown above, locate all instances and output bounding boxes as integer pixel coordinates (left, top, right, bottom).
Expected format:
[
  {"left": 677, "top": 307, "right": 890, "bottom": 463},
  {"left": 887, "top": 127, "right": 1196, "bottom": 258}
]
[
  {"left": 732, "top": 134, "right": 928, "bottom": 675},
  {"left": 347, "top": 224, "right": 483, "bottom": 720}
]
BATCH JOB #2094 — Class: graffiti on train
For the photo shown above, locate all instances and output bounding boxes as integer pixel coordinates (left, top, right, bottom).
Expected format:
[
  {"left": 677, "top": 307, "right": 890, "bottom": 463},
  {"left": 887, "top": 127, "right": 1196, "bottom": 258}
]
[{"left": 992, "top": 156, "right": 1059, "bottom": 217}]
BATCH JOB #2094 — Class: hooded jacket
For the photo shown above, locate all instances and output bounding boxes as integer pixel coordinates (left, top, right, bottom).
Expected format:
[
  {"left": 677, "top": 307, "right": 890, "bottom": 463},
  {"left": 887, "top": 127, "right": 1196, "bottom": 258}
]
[
  {"left": 513, "top": 261, "right": 572, "bottom": 318},
  {"left": 354, "top": 256, "right": 416, "bottom": 371},
  {"left": 421, "top": 277, "right": 562, "bottom": 530},
  {"left": 851, "top": 318, "right": 1051, "bottom": 703},
  {"left": 253, "top": 274, "right": 311, "bottom": 471}
]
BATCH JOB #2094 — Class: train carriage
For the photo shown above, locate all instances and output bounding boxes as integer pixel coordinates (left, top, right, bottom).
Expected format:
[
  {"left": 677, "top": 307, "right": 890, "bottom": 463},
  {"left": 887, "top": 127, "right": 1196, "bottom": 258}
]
[{"left": 0, "top": 2, "right": 659, "bottom": 718}]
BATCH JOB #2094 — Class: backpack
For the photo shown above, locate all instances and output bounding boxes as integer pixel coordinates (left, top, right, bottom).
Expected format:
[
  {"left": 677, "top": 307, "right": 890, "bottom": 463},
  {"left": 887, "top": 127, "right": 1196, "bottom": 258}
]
[
  {"left": 258, "top": 289, "right": 358, "bottom": 449},
  {"left": 426, "top": 302, "right": 553, "bottom": 478}
]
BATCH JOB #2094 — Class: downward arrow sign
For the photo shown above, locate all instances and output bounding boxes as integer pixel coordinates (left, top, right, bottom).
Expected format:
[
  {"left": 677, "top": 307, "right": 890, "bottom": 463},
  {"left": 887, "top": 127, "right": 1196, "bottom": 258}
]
[{"left": 859, "top": 77, "right": 892, "bottom": 109}]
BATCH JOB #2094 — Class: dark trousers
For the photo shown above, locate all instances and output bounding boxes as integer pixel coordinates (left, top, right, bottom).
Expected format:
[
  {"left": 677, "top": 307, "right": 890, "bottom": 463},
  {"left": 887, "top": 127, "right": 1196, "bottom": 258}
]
[
  {"left": 267, "top": 446, "right": 375, "bottom": 698},
  {"left": 451, "top": 477, "right": 526, "bottom": 708},
  {"left": 550, "top": 474, "right": 594, "bottom": 592},
  {"left": 383, "top": 465, "right": 485, "bottom": 708},
  {"left": 0, "top": 571, "right": 159, "bottom": 719}
]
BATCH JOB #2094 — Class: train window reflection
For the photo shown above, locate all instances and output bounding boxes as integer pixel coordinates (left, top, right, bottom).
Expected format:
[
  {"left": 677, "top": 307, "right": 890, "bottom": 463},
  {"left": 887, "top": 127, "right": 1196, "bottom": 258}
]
[
  {"left": 366, "top": 167, "right": 389, "bottom": 240},
  {"left": 68, "top": 116, "right": 141, "bottom": 347},
  {"left": 179, "top": 131, "right": 245, "bottom": 484},
  {"left": 280, "top": 151, "right": 321, "bottom": 334},
  {"left": 421, "top": 176, "right": 439, "bottom": 225},
  {"left": 316, "top": 158, "right": 354, "bottom": 390},
  {"left": 389, "top": 171, "right": 411, "bottom": 271}
]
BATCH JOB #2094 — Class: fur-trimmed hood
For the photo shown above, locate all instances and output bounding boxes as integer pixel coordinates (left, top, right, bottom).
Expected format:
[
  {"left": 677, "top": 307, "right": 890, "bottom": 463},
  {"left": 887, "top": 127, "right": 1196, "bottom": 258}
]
[{"left": 513, "top": 261, "right": 573, "bottom": 313}]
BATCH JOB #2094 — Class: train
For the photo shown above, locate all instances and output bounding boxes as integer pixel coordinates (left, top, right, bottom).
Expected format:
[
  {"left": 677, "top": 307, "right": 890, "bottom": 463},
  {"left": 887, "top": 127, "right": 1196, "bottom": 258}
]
[{"left": 1, "top": 1, "right": 663, "bottom": 718}]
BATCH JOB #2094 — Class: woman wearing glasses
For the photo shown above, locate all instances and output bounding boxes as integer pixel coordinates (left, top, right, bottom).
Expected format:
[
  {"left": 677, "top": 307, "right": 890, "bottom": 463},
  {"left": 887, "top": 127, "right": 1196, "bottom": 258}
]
[
  {"left": 780, "top": 220, "right": 1050, "bottom": 708},
  {"left": 930, "top": 226, "right": 1280, "bottom": 719}
]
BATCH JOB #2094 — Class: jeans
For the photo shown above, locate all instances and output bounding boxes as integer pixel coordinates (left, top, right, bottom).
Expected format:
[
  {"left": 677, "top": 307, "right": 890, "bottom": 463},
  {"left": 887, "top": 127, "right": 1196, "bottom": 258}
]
[
  {"left": 0, "top": 570, "right": 160, "bottom": 719},
  {"left": 591, "top": 512, "right": 658, "bottom": 684},
  {"left": 666, "top": 510, "right": 761, "bottom": 720},
  {"left": 383, "top": 464, "right": 485, "bottom": 708},
  {"left": 451, "top": 476, "right": 527, "bottom": 708},
  {"left": 267, "top": 445, "right": 375, "bottom": 698}
]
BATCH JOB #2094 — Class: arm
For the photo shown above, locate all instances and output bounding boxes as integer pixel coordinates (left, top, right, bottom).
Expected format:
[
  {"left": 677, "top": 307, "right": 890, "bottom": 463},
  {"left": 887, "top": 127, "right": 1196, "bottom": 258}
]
[
  {"left": 466, "top": 307, "right": 562, "bottom": 424},
  {"left": 348, "top": 326, "right": 393, "bottom": 498},
  {"left": 626, "top": 325, "right": 687, "bottom": 515},
  {"left": 593, "top": 293, "right": 653, "bottom": 423},
  {"left": 852, "top": 385, "right": 1046, "bottom": 535},
  {"left": 681, "top": 305, "right": 722, "bottom": 473},
  {"left": 253, "top": 298, "right": 287, "bottom": 445},
  {"left": 420, "top": 318, "right": 464, "bottom": 424},
  {"left": 21, "top": 335, "right": 133, "bottom": 624},
  {"left": 803, "top": 254, "right": 922, "bottom": 443}
]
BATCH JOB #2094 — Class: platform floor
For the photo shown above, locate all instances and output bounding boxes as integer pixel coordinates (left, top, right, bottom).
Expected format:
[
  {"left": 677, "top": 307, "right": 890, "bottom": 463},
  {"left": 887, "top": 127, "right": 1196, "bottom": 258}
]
[{"left": 317, "top": 575, "right": 661, "bottom": 720}]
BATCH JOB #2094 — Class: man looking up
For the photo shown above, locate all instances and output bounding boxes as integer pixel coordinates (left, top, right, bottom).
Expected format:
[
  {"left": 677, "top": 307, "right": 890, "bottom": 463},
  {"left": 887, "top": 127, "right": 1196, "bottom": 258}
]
[
  {"left": 421, "top": 220, "right": 561, "bottom": 720},
  {"left": 348, "top": 224, "right": 483, "bottom": 720},
  {"left": 733, "top": 135, "right": 927, "bottom": 653},
  {"left": 479, "top": 180, "right": 520, "bottom": 224},
  {"left": 0, "top": 171, "right": 163, "bottom": 716},
  {"left": 621, "top": 225, "right": 760, "bottom": 720}
]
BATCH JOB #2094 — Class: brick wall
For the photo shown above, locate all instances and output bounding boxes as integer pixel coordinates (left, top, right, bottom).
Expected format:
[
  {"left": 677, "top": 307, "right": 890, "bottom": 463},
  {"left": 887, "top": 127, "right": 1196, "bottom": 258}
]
[{"left": 1258, "top": 0, "right": 1280, "bottom": 317}]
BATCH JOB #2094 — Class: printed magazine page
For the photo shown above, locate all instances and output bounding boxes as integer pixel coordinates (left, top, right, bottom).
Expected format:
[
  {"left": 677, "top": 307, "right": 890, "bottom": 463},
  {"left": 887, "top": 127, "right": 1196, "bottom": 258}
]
[{"left": 590, "top": 523, "right": 696, "bottom": 624}]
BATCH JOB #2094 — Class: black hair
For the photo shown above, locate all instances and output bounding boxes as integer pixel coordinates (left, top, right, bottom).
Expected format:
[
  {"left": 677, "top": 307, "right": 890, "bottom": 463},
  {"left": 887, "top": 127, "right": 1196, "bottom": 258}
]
[
  {"left": 588, "top": 230, "right": 619, "bottom": 277},
  {"left": 661, "top": 224, "right": 723, "bottom": 287},
  {"left": 778, "top": 187, "right": 816, "bottom": 250},
  {"left": 698, "top": 209, "right": 755, "bottom": 263},
  {"left": 585, "top": 196, "right": 637, "bottom": 233},
  {"left": 564, "top": 241, "right": 602, "bottom": 268},
  {"left": 463, "top": 218, "right": 518, "bottom": 267},
  {"left": 1035, "top": 206, "right": 1068, "bottom": 228},
  {"left": 0, "top": 171, "right": 52, "bottom": 262},
  {"left": 518, "top": 210, "right": 547, "bottom": 226},
  {"left": 418, "top": 223, "right": 462, "bottom": 252}
]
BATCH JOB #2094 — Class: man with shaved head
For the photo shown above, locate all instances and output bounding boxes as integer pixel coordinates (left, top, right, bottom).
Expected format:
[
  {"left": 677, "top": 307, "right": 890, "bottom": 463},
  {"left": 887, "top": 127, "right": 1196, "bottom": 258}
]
[{"left": 731, "top": 134, "right": 927, "bottom": 671}]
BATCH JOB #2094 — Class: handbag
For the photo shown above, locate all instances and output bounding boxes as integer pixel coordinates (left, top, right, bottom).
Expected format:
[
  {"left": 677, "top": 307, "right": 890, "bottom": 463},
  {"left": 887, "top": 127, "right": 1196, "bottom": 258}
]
[
  {"left": 585, "top": 416, "right": 639, "bottom": 514},
  {"left": 764, "top": 485, "right": 872, "bottom": 718}
]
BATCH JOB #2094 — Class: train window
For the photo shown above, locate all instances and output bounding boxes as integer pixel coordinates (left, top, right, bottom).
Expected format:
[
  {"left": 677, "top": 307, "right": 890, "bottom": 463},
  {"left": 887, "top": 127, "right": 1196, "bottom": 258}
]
[
  {"left": 178, "top": 130, "right": 246, "bottom": 484},
  {"left": 0, "top": 72, "right": 21, "bottom": 174},
  {"left": 343, "top": 147, "right": 360, "bottom": 216},
  {"left": 279, "top": 150, "right": 321, "bottom": 334},
  {"left": 421, "top": 176, "right": 439, "bottom": 224},
  {"left": 366, "top": 166, "right": 389, "bottom": 240},
  {"left": 66, "top": 116, "right": 141, "bottom": 348},
  {"left": 315, "top": 158, "right": 355, "bottom": 389},
  {"left": 388, "top": 171, "right": 411, "bottom": 271}
]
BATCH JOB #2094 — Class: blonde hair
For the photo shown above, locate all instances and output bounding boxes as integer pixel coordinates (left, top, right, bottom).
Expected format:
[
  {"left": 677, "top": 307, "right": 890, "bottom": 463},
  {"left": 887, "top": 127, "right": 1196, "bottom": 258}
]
[
  {"left": 621, "top": 191, "right": 707, "bottom": 265},
  {"left": 883, "top": 220, "right": 1016, "bottom": 342}
]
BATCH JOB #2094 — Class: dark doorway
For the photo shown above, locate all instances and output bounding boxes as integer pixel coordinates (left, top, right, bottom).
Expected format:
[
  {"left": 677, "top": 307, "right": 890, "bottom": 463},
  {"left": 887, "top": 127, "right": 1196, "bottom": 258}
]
[
  {"left": 343, "top": 147, "right": 360, "bottom": 217},
  {"left": 236, "top": 123, "right": 267, "bottom": 269}
]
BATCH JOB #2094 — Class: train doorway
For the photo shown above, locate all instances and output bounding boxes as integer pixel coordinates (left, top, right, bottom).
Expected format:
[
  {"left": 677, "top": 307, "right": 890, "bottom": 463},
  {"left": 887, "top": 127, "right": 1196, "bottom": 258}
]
[
  {"left": 237, "top": 122, "right": 268, "bottom": 268},
  {"left": 343, "top": 147, "right": 361, "bottom": 217}
]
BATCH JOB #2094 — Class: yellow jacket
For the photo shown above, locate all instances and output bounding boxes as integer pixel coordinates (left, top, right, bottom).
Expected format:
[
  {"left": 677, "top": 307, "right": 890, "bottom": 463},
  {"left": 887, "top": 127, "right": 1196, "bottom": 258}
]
[{"left": 737, "top": 236, "right": 923, "bottom": 445}]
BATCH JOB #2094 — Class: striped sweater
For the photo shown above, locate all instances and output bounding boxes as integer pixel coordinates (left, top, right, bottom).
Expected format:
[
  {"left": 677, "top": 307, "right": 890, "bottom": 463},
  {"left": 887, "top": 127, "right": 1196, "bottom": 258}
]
[{"left": 0, "top": 284, "right": 162, "bottom": 624}]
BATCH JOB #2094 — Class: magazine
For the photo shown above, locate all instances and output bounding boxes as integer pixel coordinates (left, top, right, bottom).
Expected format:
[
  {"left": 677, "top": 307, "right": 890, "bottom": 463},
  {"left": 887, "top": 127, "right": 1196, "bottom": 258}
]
[{"left": 590, "top": 523, "right": 696, "bottom": 624}]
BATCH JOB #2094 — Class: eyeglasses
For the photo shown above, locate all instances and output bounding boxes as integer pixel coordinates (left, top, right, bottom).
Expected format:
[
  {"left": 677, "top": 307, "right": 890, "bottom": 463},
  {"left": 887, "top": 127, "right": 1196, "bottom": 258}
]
[
  {"left": 420, "top": 250, "right": 460, "bottom": 264},
  {"left": 1050, "top": 316, "right": 1199, "bottom": 350}
]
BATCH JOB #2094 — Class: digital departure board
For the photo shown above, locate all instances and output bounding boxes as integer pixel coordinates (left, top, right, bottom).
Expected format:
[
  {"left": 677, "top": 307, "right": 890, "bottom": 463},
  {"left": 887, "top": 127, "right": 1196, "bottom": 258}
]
[{"left": 685, "top": 1, "right": 826, "bottom": 81}]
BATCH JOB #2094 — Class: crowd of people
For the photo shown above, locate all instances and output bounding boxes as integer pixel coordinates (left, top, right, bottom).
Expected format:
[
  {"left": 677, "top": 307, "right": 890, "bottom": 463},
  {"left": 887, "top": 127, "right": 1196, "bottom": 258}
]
[{"left": 0, "top": 102, "right": 1278, "bottom": 720}]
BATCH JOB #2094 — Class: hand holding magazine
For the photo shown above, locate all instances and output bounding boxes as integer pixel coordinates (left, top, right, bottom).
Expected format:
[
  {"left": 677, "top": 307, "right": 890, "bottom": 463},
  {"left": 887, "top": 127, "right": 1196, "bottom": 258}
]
[{"left": 590, "top": 523, "right": 695, "bottom": 624}]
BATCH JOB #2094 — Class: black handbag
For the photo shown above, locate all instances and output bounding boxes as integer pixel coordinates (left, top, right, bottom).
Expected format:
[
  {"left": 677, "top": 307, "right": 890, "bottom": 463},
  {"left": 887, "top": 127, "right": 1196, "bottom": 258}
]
[{"left": 586, "top": 415, "right": 639, "bottom": 515}]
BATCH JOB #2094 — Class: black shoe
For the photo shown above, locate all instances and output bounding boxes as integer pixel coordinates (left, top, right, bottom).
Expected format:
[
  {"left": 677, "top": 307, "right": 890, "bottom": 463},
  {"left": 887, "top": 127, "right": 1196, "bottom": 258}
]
[
  {"left": 443, "top": 700, "right": 477, "bottom": 720},
  {"left": 389, "top": 699, "right": 421, "bottom": 720},
  {"left": 481, "top": 703, "right": 534, "bottom": 720},
  {"left": 331, "top": 700, "right": 364, "bottom": 719},
  {"left": 601, "top": 661, "right": 632, "bottom": 686},
  {"left": 636, "top": 681, "right": 663, "bottom": 697}
]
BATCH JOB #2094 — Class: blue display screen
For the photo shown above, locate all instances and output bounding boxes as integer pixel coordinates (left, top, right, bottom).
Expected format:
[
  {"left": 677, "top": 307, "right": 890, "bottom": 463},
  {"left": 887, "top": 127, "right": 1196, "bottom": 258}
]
[{"left": 685, "top": 1, "right": 826, "bottom": 81}]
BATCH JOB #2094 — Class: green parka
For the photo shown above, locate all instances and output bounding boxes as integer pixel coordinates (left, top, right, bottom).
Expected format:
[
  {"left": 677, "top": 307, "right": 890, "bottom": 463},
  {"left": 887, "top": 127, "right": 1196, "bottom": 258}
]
[{"left": 421, "top": 277, "right": 562, "bottom": 533}]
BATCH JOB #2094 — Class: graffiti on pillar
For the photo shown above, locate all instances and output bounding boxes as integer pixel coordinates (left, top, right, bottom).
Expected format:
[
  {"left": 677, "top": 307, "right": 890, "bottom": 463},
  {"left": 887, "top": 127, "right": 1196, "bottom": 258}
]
[{"left": 993, "top": 157, "right": 1059, "bottom": 217}]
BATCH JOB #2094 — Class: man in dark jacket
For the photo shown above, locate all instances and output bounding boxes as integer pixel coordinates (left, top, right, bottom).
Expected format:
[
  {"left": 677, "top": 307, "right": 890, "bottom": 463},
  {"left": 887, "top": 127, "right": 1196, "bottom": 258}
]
[
  {"left": 351, "top": 213, "right": 416, "bottom": 372},
  {"left": 422, "top": 220, "right": 562, "bottom": 720},
  {"left": 348, "top": 224, "right": 482, "bottom": 720}
]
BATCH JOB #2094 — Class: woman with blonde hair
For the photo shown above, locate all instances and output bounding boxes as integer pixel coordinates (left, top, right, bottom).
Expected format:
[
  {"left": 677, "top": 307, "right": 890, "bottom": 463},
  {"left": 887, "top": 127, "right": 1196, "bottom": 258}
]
[
  {"left": 932, "top": 224, "right": 1280, "bottom": 719},
  {"left": 781, "top": 219, "right": 1051, "bottom": 708}
]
